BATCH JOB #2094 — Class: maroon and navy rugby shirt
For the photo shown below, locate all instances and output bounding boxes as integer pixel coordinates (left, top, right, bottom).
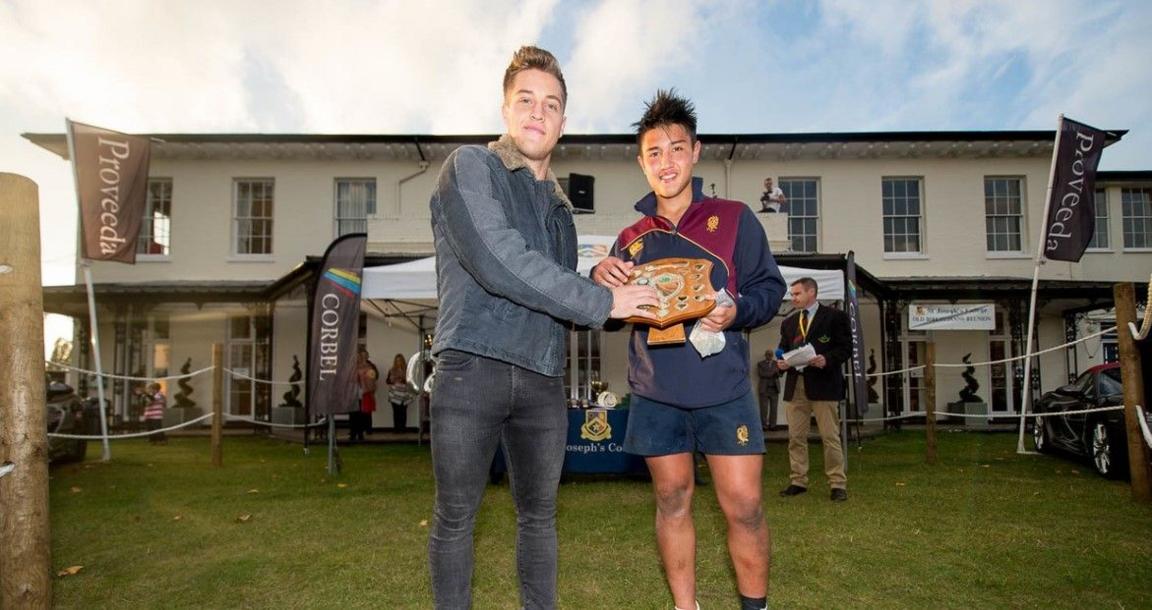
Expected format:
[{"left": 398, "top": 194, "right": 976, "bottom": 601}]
[{"left": 611, "top": 178, "right": 786, "bottom": 408}]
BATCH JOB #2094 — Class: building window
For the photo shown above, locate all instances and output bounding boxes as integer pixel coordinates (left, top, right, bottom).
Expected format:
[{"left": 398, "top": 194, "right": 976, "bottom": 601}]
[
  {"left": 1121, "top": 188, "right": 1152, "bottom": 249},
  {"left": 226, "top": 314, "right": 271, "bottom": 417},
  {"left": 564, "top": 329, "right": 601, "bottom": 405},
  {"left": 882, "top": 177, "right": 923, "bottom": 253},
  {"left": 137, "top": 179, "right": 172, "bottom": 256},
  {"left": 984, "top": 177, "right": 1024, "bottom": 252},
  {"left": 233, "top": 179, "right": 274, "bottom": 255},
  {"left": 335, "top": 178, "right": 376, "bottom": 237},
  {"left": 1087, "top": 189, "right": 1110, "bottom": 250},
  {"left": 780, "top": 178, "right": 819, "bottom": 252}
]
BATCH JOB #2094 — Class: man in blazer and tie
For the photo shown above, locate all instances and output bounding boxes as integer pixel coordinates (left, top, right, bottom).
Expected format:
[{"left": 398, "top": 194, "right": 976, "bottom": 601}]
[{"left": 776, "top": 277, "right": 851, "bottom": 501}]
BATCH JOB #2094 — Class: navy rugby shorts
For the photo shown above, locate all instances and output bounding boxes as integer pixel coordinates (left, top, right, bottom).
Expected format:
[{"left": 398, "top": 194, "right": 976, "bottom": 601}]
[{"left": 623, "top": 391, "right": 765, "bottom": 456}]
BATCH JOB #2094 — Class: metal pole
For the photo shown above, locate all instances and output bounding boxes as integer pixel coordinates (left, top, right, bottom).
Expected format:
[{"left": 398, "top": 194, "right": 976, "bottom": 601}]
[
  {"left": 81, "top": 263, "right": 112, "bottom": 461},
  {"left": 925, "top": 342, "right": 937, "bottom": 465},
  {"left": 211, "top": 344, "right": 223, "bottom": 467},
  {"left": 327, "top": 418, "right": 339, "bottom": 476},
  {"left": 67, "top": 119, "right": 111, "bottom": 461},
  {"left": 0, "top": 172, "right": 53, "bottom": 608},
  {"left": 1114, "top": 282, "right": 1151, "bottom": 502},
  {"left": 1017, "top": 115, "right": 1065, "bottom": 454}
]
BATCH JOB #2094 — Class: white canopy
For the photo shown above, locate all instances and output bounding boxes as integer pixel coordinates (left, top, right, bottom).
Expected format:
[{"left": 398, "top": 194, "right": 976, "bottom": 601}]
[{"left": 363, "top": 235, "right": 844, "bottom": 301}]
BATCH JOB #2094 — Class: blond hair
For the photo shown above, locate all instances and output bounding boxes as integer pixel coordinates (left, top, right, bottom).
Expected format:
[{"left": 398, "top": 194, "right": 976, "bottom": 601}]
[{"left": 502, "top": 45, "right": 567, "bottom": 109}]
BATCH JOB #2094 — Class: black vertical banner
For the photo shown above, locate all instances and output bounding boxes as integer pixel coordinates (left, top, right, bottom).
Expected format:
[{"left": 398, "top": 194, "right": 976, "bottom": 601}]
[
  {"left": 846, "top": 252, "right": 869, "bottom": 415},
  {"left": 1043, "top": 117, "right": 1114, "bottom": 263},
  {"left": 307, "top": 234, "right": 367, "bottom": 416}
]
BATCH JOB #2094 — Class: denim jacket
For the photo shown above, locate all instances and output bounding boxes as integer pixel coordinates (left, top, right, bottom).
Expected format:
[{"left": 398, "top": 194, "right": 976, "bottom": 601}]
[{"left": 430, "top": 135, "right": 613, "bottom": 377}]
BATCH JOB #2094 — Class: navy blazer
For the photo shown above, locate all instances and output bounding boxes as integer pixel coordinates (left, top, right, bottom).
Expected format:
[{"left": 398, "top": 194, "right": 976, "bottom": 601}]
[{"left": 778, "top": 305, "right": 852, "bottom": 401}]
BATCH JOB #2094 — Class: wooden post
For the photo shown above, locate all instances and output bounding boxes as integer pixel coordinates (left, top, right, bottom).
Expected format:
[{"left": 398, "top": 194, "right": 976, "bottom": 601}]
[
  {"left": 1114, "top": 282, "right": 1151, "bottom": 503},
  {"left": 211, "top": 344, "right": 223, "bottom": 468},
  {"left": 924, "top": 342, "right": 937, "bottom": 465},
  {"left": 0, "top": 173, "right": 53, "bottom": 608}
]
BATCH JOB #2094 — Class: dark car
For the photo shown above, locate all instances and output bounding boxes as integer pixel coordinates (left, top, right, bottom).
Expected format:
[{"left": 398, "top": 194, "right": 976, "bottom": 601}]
[
  {"left": 1031, "top": 363, "right": 1147, "bottom": 479},
  {"left": 46, "top": 381, "right": 90, "bottom": 463}
]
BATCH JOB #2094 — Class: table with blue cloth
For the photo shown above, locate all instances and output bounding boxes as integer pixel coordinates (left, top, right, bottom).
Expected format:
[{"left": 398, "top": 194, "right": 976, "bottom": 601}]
[{"left": 491, "top": 408, "right": 647, "bottom": 477}]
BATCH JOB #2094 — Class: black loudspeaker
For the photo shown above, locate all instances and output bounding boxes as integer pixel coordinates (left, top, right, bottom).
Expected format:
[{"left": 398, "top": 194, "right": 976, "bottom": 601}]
[{"left": 569, "top": 173, "right": 594, "bottom": 213}]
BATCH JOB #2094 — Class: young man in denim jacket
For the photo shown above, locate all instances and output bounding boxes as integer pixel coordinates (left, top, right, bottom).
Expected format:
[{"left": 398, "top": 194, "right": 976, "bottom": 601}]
[{"left": 427, "top": 45, "right": 657, "bottom": 610}]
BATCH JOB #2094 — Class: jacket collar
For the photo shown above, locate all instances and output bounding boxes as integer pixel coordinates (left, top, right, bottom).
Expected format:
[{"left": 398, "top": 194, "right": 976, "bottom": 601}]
[
  {"left": 634, "top": 176, "right": 707, "bottom": 216},
  {"left": 488, "top": 135, "right": 572, "bottom": 209}
]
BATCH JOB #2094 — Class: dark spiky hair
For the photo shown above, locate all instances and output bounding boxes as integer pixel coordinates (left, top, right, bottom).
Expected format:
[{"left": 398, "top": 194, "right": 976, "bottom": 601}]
[{"left": 632, "top": 89, "right": 697, "bottom": 145}]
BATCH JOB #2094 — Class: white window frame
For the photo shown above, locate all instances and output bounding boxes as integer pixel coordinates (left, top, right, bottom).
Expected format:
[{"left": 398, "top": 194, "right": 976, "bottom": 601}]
[
  {"left": 136, "top": 178, "right": 173, "bottom": 259},
  {"left": 334, "top": 177, "right": 376, "bottom": 238},
  {"left": 232, "top": 178, "right": 275, "bottom": 257},
  {"left": 984, "top": 176, "right": 1027, "bottom": 255},
  {"left": 780, "top": 177, "right": 820, "bottom": 253},
  {"left": 988, "top": 308, "right": 1017, "bottom": 415},
  {"left": 881, "top": 176, "right": 925, "bottom": 256},
  {"left": 1121, "top": 187, "right": 1152, "bottom": 251},
  {"left": 1086, "top": 188, "right": 1112, "bottom": 251},
  {"left": 565, "top": 328, "right": 602, "bottom": 406},
  {"left": 142, "top": 316, "right": 172, "bottom": 400}
]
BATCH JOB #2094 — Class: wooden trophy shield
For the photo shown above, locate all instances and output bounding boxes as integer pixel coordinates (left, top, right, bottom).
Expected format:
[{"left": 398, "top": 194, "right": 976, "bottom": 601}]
[{"left": 624, "top": 258, "right": 717, "bottom": 345}]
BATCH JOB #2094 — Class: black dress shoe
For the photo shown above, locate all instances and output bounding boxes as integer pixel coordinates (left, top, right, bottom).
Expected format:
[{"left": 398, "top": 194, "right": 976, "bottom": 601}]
[
  {"left": 779, "top": 484, "right": 807, "bottom": 497},
  {"left": 830, "top": 488, "right": 848, "bottom": 502}
]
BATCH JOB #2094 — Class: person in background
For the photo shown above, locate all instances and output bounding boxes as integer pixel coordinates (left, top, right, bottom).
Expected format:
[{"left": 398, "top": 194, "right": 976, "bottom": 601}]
[
  {"left": 386, "top": 353, "right": 411, "bottom": 433},
  {"left": 776, "top": 277, "right": 851, "bottom": 502},
  {"left": 141, "top": 382, "right": 167, "bottom": 444},
  {"left": 757, "top": 350, "right": 782, "bottom": 431},
  {"left": 759, "top": 177, "right": 787, "bottom": 213},
  {"left": 351, "top": 349, "right": 379, "bottom": 443}
]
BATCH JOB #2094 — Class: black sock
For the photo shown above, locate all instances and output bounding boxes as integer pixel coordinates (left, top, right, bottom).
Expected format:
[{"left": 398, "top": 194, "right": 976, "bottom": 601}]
[{"left": 740, "top": 594, "right": 768, "bottom": 610}]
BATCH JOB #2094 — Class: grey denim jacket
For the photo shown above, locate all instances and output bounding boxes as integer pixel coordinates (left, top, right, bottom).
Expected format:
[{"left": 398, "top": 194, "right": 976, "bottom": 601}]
[{"left": 429, "top": 135, "right": 613, "bottom": 377}]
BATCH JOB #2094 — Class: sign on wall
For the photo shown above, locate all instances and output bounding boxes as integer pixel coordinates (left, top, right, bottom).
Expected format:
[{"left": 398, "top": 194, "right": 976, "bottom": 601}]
[{"left": 909, "top": 303, "right": 995, "bottom": 331}]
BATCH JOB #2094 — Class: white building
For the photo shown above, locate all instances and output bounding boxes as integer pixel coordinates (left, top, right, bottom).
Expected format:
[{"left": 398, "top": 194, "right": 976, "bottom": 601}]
[{"left": 25, "top": 130, "right": 1151, "bottom": 429}]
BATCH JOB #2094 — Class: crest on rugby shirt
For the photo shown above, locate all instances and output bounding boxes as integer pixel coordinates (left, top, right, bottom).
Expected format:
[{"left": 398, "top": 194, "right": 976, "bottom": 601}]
[
  {"left": 736, "top": 424, "right": 750, "bottom": 447},
  {"left": 707, "top": 215, "right": 720, "bottom": 233},
  {"left": 628, "top": 239, "right": 644, "bottom": 258}
]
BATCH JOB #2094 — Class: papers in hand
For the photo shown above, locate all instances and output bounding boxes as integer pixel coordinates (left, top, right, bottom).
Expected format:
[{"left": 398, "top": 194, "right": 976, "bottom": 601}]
[
  {"left": 782, "top": 344, "right": 817, "bottom": 371},
  {"left": 689, "top": 289, "right": 735, "bottom": 358}
]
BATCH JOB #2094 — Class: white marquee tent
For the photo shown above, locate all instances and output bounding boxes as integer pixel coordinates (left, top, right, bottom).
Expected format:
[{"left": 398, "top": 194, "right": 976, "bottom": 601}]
[{"left": 362, "top": 236, "right": 845, "bottom": 301}]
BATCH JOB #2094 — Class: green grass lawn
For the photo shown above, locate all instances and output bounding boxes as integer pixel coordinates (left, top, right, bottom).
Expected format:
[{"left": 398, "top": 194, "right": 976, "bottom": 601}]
[{"left": 47, "top": 431, "right": 1152, "bottom": 609}]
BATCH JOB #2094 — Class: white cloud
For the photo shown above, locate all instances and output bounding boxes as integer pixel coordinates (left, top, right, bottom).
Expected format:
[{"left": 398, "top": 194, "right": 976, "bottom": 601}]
[
  {"left": 1, "top": 0, "right": 1149, "bottom": 294},
  {"left": 562, "top": 0, "right": 718, "bottom": 132}
]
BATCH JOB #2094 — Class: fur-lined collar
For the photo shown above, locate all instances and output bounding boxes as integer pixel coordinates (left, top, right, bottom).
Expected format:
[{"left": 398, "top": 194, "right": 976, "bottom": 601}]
[{"left": 488, "top": 134, "right": 572, "bottom": 209}]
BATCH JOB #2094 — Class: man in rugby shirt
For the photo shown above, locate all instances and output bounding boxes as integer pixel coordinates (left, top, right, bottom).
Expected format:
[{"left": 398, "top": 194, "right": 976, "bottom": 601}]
[{"left": 592, "top": 90, "right": 786, "bottom": 610}]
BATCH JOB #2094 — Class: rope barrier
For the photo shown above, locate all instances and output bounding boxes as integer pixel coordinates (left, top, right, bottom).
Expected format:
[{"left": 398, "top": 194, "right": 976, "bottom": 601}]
[
  {"left": 46, "top": 362, "right": 301, "bottom": 387},
  {"left": 223, "top": 368, "right": 301, "bottom": 387},
  {"left": 47, "top": 361, "right": 216, "bottom": 383},
  {"left": 46, "top": 412, "right": 215, "bottom": 440},
  {"left": 41, "top": 319, "right": 1125, "bottom": 390},
  {"left": 224, "top": 414, "right": 328, "bottom": 429},
  {"left": 846, "top": 404, "right": 1124, "bottom": 424},
  {"left": 46, "top": 411, "right": 329, "bottom": 440},
  {"left": 932, "top": 326, "right": 1117, "bottom": 368},
  {"left": 1138, "top": 405, "right": 1152, "bottom": 450},
  {"left": 865, "top": 365, "right": 925, "bottom": 379},
  {"left": 1129, "top": 274, "right": 1151, "bottom": 341}
]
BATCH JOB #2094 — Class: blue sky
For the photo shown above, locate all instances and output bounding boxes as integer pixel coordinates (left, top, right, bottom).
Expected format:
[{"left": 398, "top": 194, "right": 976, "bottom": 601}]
[{"left": 2, "top": 0, "right": 1150, "bottom": 289}]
